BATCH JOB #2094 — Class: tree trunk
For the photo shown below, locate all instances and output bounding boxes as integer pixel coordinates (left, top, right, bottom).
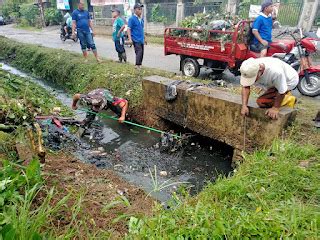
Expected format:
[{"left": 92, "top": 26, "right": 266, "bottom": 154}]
[{"left": 38, "top": 0, "right": 46, "bottom": 28}]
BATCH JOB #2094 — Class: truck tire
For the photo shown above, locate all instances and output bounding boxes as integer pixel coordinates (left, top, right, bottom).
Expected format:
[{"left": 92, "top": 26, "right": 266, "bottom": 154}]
[
  {"left": 297, "top": 73, "right": 320, "bottom": 97},
  {"left": 182, "top": 58, "right": 200, "bottom": 77}
]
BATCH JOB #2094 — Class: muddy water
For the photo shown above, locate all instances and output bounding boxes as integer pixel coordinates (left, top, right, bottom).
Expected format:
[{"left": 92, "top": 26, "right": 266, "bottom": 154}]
[{"left": 2, "top": 63, "right": 233, "bottom": 202}]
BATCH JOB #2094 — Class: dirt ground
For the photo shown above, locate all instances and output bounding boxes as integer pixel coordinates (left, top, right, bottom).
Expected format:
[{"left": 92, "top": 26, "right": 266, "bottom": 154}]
[
  {"left": 290, "top": 96, "right": 320, "bottom": 148},
  {"left": 42, "top": 151, "right": 154, "bottom": 238}
]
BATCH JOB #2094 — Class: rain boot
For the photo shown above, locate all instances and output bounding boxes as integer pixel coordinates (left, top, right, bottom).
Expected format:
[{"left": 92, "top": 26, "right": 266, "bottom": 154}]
[
  {"left": 122, "top": 52, "right": 127, "bottom": 63},
  {"left": 281, "top": 93, "right": 296, "bottom": 108},
  {"left": 118, "top": 53, "right": 122, "bottom": 63}
]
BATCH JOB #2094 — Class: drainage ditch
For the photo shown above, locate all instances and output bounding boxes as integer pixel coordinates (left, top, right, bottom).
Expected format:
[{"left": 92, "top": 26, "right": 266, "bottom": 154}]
[{"left": 2, "top": 63, "right": 234, "bottom": 203}]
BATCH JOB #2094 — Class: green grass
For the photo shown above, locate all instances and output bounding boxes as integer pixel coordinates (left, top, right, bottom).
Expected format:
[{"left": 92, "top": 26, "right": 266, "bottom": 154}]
[
  {"left": 0, "top": 36, "right": 182, "bottom": 109},
  {"left": 0, "top": 157, "right": 111, "bottom": 239},
  {"left": 145, "top": 34, "right": 164, "bottom": 45},
  {"left": 0, "top": 68, "right": 112, "bottom": 239},
  {"left": 128, "top": 140, "right": 320, "bottom": 238},
  {"left": 14, "top": 24, "right": 42, "bottom": 32}
]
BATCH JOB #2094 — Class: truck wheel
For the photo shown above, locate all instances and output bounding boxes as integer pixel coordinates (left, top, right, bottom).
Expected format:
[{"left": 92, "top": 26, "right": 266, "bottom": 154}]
[
  {"left": 297, "top": 73, "right": 320, "bottom": 97},
  {"left": 182, "top": 58, "right": 200, "bottom": 77}
]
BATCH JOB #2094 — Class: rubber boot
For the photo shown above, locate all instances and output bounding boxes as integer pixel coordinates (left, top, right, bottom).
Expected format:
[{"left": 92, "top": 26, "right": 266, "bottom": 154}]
[
  {"left": 122, "top": 52, "right": 127, "bottom": 63},
  {"left": 118, "top": 53, "right": 122, "bottom": 63},
  {"left": 281, "top": 94, "right": 296, "bottom": 108}
]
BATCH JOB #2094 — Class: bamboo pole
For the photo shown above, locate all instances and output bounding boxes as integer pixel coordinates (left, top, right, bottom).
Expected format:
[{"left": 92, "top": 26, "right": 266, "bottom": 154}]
[{"left": 34, "top": 123, "right": 46, "bottom": 163}]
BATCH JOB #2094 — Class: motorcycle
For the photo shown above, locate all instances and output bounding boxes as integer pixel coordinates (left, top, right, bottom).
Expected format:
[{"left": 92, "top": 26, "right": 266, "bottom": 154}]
[
  {"left": 273, "top": 28, "right": 320, "bottom": 97},
  {"left": 60, "top": 24, "right": 78, "bottom": 42}
]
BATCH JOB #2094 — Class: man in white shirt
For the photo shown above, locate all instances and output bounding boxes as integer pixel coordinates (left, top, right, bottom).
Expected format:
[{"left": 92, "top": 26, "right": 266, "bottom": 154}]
[{"left": 240, "top": 57, "right": 299, "bottom": 120}]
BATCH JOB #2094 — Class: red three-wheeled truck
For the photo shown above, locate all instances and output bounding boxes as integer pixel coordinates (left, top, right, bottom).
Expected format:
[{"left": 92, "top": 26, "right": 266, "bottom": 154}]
[{"left": 164, "top": 20, "right": 320, "bottom": 97}]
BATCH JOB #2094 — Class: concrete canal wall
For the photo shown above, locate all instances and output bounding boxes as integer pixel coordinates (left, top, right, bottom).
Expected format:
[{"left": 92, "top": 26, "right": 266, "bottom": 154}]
[{"left": 142, "top": 76, "right": 297, "bottom": 161}]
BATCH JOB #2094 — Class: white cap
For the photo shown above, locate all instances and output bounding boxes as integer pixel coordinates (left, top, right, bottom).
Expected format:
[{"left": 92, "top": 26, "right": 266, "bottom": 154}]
[{"left": 240, "top": 58, "right": 260, "bottom": 87}]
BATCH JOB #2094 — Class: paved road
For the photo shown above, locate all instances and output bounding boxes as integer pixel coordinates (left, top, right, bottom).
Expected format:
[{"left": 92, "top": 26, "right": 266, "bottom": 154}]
[{"left": 0, "top": 24, "right": 180, "bottom": 73}]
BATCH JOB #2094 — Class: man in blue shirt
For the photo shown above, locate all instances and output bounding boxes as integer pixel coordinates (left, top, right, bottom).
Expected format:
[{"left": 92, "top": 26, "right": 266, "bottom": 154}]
[
  {"left": 251, "top": 0, "right": 274, "bottom": 57},
  {"left": 72, "top": 1, "right": 101, "bottom": 62},
  {"left": 112, "top": 8, "right": 127, "bottom": 63},
  {"left": 127, "top": 3, "right": 146, "bottom": 68}
]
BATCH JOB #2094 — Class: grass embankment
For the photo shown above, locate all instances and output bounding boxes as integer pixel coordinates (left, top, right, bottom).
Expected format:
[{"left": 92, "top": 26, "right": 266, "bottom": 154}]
[
  {"left": 0, "top": 70, "right": 153, "bottom": 238},
  {"left": 0, "top": 36, "right": 177, "bottom": 110}
]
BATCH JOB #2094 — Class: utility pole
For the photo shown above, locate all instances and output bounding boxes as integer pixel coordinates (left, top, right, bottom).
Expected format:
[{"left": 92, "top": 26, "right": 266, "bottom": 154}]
[{"left": 38, "top": 0, "right": 46, "bottom": 28}]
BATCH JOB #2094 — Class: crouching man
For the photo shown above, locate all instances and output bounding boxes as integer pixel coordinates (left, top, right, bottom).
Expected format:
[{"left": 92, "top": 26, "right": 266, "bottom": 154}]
[
  {"left": 240, "top": 57, "right": 298, "bottom": 120},
  {"left": 71, "top": 88, "right": 128, "bottom": 126}
]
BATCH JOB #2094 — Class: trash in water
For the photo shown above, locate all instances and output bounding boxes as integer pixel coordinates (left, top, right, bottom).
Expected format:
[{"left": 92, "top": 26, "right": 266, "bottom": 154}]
[
  {"left": 160, "top": 171, "right": 168, "bottom": 177},
  {"left": 160, "top": 132, "right": 192, "bottom": 153}
]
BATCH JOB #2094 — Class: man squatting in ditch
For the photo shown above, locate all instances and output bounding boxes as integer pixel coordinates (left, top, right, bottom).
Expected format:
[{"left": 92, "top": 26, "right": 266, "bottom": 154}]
[
  {"left": 240, "top": 57, "right": 298, "bottom": 120},
  {"left": 71, "top": 88, "right": 128, "bottom": 127}
]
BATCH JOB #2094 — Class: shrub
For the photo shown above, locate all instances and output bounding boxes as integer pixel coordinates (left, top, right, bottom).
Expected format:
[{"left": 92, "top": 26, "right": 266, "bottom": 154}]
[
  {"left": 44, "top": 8, "right": 62, "bottom": 26},
  {"left": 19, "top": 4, "right": 40, "bottom": 27}
]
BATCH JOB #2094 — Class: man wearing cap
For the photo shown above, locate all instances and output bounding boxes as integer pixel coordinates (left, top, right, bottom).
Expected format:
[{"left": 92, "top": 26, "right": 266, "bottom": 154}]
[
  {"left": 72, "top": 1, "right": 101, "bottom": 63},
  {"left": 127, "top": 3, "right": 146, "bottom": 68},
  {"left": 251, "top": 0, "right": 274, "bottom": 57},
  {"left": 240, "top": 57, "right": 298, "bottom": 120},
  {"left": 71, "top": 88, "right": 128, "bottom": 124},
  {"left": 112, "top": 8, "right": 127, "bottom": 63}
]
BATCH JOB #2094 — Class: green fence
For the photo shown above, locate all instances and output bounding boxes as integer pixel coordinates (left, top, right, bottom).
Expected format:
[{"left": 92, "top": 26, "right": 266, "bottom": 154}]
[
  {"left": 239, "top": 1, "right": 303, "bottom": 27},
  {"left": 277, "top": 1, "right": 303, "bottom": 26},
  {"left": 146, "top": 2, "right": 177, "bottom": 25},
  {"left": 184, "top": 0, "right": 228, "bottom": 17}
]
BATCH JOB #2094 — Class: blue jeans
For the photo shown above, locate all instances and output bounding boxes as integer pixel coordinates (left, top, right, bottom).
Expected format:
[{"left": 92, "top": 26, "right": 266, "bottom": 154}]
[
  {"left": 77, "top": 29, "right": 96, "bottom": 52},
  {"left": 250, "top": 42, "right": 269, "bottom": 53}
]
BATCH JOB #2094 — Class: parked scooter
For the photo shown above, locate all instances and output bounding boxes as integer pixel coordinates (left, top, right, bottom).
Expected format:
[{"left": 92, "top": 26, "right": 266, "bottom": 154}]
[
  {"left": 273, "top": 28, "right": 320, "bottom": 97},
  {"left": 60, "top": 24, "right": 78, "bottom": 42}
]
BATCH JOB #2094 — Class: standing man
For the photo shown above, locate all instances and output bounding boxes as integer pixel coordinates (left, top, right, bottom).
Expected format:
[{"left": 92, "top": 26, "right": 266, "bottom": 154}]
[
  {"left": 127, "top": 3, "right": 146, "bottom": 68},
  {"left": 72, "top": 1, "right": 101, "bottom": 63},
  {"left": 240, "top": 57, "right": 298, "bottom": 120},
  {"left": 112, "top": 8, "right": 127, "bottom": 63},
  {"left": 251, "top": 0, "right": 274, "bottom": 57}
]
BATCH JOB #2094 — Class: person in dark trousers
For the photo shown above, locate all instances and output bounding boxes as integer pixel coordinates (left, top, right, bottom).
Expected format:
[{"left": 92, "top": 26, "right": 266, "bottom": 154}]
[
  {"left": 127, "top": 3, "right": 146, "bottom": 68},
  {"left": 72, "top": 1, "right": 101, "bottom": 63},
  {"left": 72, "top": 88, "right": 128, "bottom": 125},
  {"left": 112, "top": 8, "right": 127, "bottom": 63},
  {"left": 251, "top": 0, "right": 274, "bottom": 57}
]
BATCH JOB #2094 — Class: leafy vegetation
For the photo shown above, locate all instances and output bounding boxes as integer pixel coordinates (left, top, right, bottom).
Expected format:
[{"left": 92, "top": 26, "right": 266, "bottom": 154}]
[
  {"left": 0, "top": 68, "right": 114, "bottom": 239},
  {"left": 1, "top": 0, "right": 62, "bottom": 27},
  {"left": 150, "top": 4, "right": 168, "bottom": 24},
  {"left": 0, "top": 69, "right": 71, "bottom": 125},
  {"left": 44, "top": 8, "right": 63, "bottom": 26},
  {"left": 19, "top": 4, "right": 40, "bottom": 27}
]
